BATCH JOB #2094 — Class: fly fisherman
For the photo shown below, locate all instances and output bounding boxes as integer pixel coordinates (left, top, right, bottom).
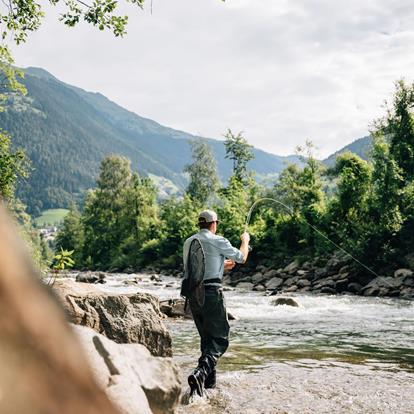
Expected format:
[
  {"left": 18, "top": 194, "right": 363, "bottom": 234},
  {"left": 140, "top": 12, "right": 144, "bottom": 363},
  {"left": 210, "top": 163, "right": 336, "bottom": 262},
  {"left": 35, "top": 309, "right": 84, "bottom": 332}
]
[{"left": 182, "top": 210, "right": 250, "bottom": 396}]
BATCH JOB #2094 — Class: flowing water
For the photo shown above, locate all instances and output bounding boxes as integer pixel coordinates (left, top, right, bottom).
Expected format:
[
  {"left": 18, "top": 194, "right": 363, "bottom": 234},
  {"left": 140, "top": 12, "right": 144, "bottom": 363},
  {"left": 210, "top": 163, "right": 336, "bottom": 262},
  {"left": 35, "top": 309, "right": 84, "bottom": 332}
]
[{"left": 96, "top": 273, "right": 414, "bottom": 413}]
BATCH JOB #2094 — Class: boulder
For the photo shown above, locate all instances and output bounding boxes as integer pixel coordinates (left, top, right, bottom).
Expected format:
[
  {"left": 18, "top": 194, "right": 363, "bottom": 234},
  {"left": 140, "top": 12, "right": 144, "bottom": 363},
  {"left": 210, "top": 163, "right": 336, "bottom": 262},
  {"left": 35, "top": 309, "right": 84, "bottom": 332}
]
[
  {"left": 76, "top": 272, "right": 106, "bottom": 284},
  {"left": 394, "top": 268, "right": 413, "bottom": 278},
  {"left": 297, "top": 270, "right": 308, "bottom": 276},
  {"left": 237, "top": 282, "right": 254, "bottom": 290},
  {"left": 313, "top": 267, "right": 328, "bottom": 280},
  {"left": 74, "top": 325, "right": 181, "bottom": 414},
  {"left": 265, "top": 277, "right": 284, "bottom": 290},
  {"left": 251, "top": 272, "right": 266, "bottom": 284},
  {"left": 347, "top": 282, "right": 363, "bottom": 294},
  {"left": 283, "top": 260, "right": 299, "bottom": 274},
  {"left": 53, "top": 279, "right": 172, "bottom": 357},
  {"left": 320, "top": 286, "right": 336, "bottom": 295},
  {"left": 271, "top": 297, "right": 299, "bottom": 307},
  {"left": 335, "top": 278, "right": 349, "bottom": 293},
  {"left": 284, "top": 285, "right": 298, "bottom": 292},
  {"left": 253, "top": 284, "right": 266, "bottom": 292},
  {"left": 263, "top": 269, "right": 280, "bottom": 279},
  {"left": 160, "top": 298, "right": 192, "bottom": 319},
  {"left": 284, "top": 276, "right": 299, "bottom": 287},
  {"left": 297, "top": 279, "right": 311, "bottom": 288}
]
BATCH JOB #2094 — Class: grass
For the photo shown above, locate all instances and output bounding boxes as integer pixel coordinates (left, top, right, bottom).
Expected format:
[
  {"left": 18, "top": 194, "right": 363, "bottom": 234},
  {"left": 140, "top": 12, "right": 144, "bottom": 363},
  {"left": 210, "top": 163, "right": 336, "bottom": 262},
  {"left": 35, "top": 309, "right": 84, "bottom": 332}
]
[{"left": 34, "top": 209, "right": 69, "bottom": 227}]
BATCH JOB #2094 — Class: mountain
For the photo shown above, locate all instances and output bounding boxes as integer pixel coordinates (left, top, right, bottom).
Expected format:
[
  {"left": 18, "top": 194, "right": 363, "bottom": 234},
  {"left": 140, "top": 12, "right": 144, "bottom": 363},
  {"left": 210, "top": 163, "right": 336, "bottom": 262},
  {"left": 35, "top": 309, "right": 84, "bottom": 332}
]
[
  {"left": 0, "top": 67, "right": 303, "bottom": 215},
  {"left": 323, "top": 136, "right": 373, "bottom": 167}
]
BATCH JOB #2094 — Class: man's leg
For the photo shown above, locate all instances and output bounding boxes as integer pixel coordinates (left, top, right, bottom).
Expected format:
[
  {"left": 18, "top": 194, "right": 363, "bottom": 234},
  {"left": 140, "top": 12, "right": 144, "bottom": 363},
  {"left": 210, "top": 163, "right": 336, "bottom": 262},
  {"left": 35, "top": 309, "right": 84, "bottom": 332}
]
[{"left": 199, "top": 289, "right": 230, "bottom": 390}]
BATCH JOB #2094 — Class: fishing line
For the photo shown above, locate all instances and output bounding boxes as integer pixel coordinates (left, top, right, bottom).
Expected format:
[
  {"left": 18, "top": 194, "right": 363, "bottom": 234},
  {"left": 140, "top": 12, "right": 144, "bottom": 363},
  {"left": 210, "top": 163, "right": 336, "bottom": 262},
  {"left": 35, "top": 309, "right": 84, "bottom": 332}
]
[{"left": 245, "top": 197, "right": 394, "bottom": 287}]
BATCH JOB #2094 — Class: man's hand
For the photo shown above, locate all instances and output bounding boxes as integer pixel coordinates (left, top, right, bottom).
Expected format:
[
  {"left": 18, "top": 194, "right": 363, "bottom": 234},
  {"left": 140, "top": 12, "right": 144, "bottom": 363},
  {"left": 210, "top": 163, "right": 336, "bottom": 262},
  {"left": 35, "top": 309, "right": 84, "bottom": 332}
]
[
  {"left": 241, "top": 232, "right": 250, "bottom": 244},
  {"left": 224, "top": 259, "right": 236, "bottom": 271}
]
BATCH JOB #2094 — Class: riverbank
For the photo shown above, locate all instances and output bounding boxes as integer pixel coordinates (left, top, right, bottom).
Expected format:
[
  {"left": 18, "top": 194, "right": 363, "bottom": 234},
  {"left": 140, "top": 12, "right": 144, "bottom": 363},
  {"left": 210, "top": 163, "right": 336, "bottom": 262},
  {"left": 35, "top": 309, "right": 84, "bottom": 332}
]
[{"left": 70, "top": 272, "right": 414, "bottom": 414}]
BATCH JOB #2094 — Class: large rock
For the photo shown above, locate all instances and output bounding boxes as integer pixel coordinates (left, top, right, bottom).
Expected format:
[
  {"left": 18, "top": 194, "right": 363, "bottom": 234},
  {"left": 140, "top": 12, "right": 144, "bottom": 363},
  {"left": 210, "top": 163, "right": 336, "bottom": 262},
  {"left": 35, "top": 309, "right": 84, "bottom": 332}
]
[
  {"left": 76, "top": 271, "right": 107, "bottom": 284},
  {"left": 265, "top": 277, "right": 284, "bottom": 290},
  {"left": 394, "top": 268, "right": 413, "bottom": 278},
  {"left": 53, "top": 279, "right": 172, "bottom": 357},
  {"left": 271, "top": 297, "right": 299, "bottom": 307},
  {"left": 283, "top": 260, "right": 299, "bottom": 274},
  {"left": 74, "top": 325, "right": 181, "bottom": 414}
]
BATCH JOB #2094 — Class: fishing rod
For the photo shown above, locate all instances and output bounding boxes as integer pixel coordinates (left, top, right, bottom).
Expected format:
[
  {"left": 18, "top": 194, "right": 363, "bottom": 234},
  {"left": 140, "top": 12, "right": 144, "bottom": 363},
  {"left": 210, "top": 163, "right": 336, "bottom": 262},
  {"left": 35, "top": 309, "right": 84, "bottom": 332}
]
[{"left": 244, "top": 197, "right": 394, "bottom": 287}]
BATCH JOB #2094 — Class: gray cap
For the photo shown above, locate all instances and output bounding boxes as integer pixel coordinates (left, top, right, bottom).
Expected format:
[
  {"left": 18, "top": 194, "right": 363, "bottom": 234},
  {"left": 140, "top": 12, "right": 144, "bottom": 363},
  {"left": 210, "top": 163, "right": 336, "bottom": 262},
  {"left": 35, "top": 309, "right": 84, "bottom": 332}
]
[{"left": 198, "top": 209, "right": 219, "bottom": 223}]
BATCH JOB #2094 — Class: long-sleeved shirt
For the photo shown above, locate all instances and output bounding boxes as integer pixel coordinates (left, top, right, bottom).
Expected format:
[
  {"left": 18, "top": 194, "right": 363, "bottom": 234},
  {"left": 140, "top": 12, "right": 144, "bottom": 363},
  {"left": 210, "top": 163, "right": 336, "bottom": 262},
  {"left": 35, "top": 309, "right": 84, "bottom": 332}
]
[{"left": 183, "top": 229, "right": 244, "bottom": 284}]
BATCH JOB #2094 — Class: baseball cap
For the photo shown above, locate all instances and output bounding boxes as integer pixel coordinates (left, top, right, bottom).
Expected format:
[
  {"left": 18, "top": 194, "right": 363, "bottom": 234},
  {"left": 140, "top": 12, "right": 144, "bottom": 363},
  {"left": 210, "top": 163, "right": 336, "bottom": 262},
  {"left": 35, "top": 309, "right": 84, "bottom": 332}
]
[{"left": 198, "top": 209, "right": 219, "bottom": 223}]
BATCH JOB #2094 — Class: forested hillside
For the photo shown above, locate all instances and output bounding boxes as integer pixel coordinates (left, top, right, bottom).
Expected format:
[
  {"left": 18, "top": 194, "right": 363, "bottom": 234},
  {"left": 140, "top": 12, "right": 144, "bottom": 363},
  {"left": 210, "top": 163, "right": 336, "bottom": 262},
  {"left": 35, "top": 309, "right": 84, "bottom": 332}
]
[
  {"left": 323, "top": 136, "right": 373, "bottom": 167},
  {"left": 0, "top": 67, "right": 302, "bottom": 215}
]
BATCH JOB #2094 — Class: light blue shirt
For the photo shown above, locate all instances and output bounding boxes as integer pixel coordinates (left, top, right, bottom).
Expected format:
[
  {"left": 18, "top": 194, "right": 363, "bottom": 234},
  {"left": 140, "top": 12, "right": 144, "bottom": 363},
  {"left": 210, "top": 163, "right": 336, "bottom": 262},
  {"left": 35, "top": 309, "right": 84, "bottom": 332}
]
[{"left": 183, "top": 229, "right": 244, "bottom": 283}]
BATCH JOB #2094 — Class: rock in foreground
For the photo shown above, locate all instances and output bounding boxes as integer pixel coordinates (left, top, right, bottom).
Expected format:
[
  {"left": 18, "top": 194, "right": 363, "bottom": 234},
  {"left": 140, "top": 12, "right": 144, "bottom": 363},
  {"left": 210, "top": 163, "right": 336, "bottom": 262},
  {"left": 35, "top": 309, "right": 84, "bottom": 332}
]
[
  {"left": 74, "top": 325, "right": 181, "bottom": 414},
  {"left": 53, "top": 279, "right": 172, "bottom": 357}
]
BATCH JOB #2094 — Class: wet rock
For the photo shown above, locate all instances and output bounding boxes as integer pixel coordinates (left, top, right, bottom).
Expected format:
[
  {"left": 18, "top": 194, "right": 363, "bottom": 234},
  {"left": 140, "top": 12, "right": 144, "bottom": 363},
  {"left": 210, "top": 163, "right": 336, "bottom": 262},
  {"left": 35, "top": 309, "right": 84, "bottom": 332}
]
[
  {"left": 320, "top": 287, "right": 336, "bottom": 295},
  {"left": 252, "top": 272, "right": 266, "bottom": 284},
  {"left": 160, "top": 299, "right": 192, "bottom": 319},
  {"left": 403, "top": 277, "right": 414, "bottom": 287},
  {"left": 363, "top": 286, "right": 380, "bottom": 296},
  {"left": 285, "top": 285, "right": 298, "bottom": 292},
  {"left": 297, "top": 279, "right": 311, "bottom": 288},
  {"left": 237, "top": 282, "right": 254, "bottom": 290},
  {"left": 271, "top": 297, "right": 299, "bottom": 307},
  {"left": 347, "top": 282, "right": 363, "bottom": 294},
  {"left": 335, "top": 278, "right": 349, "bottom": 293},
  {"left": 339, "top": 265, "right": 351, "bottom": 275},
  {"left": 263, "top": 269, "right": 280, "bottom": 279},
  {"left": 313, "top": 268, "right": 328, "bottom": 280},
  {"left": 284, "top": 260, "right": 300, "bottom": 274},
  {"left": 297, "top": 270, "right": 308, "bottom": 276},
  {"left": 74, "top": 325, "right": 181, "bottom": 414},
  {"left": 284, "top": 276, "right": 298, "bottom": 287},
  {"left": 53, "top": 279, "right": 172, "bottom": 357},
  {"left": 150, "top": 275, "right": 161, "bottom": 282},
  {"left": 253, "top": 284, "right": 266, "bottom": 292},
  {"left": 394, "top": 268, "right": 413, "bottom": 278},
  {"left": 265, "top": 277, "right": 284, "bottom": 290},
  {"left": 326, "top": 257, "right": 342, "bottom": 271},
  {"left": 76, "top": 272, "right": 106, "bottom": 284}
]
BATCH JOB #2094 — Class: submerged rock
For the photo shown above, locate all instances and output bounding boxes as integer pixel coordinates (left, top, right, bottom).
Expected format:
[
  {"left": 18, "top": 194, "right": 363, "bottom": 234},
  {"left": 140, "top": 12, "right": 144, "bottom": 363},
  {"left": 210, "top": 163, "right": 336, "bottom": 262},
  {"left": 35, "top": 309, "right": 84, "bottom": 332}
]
[
  {"left": 53, "top": 279, "right": 172, "bottom": 357},
  {"left": 271, "top": 297, "right": 299, "bottom": 307},
  {"left": 76, "top": 271, "right": 106, "bottom": 284},
  {"left": 74, "top": 325, "right": 181, "bottom": 414}
]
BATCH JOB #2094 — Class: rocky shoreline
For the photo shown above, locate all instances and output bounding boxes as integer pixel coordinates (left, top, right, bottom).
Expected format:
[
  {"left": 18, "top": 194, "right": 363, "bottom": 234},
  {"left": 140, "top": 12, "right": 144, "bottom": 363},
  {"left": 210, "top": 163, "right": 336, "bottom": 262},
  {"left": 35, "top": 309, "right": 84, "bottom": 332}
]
[{"left": 223, "top": 252, "right": 414, "bottom": 299}]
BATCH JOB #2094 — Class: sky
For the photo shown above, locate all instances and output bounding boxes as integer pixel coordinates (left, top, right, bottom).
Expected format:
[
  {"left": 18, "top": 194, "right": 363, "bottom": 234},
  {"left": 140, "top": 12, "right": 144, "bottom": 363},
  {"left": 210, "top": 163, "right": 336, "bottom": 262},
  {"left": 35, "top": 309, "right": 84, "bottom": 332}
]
[{"left": 10, "top": 0, "right": 414, "bottom": 158}]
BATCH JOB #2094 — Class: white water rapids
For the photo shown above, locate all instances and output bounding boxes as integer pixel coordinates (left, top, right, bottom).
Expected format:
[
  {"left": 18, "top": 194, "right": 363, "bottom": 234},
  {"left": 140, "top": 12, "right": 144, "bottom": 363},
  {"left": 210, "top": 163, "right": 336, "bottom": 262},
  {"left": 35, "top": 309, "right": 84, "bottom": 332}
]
[{"left": 94, "top": 273, "right": 414, "bottom": 413}]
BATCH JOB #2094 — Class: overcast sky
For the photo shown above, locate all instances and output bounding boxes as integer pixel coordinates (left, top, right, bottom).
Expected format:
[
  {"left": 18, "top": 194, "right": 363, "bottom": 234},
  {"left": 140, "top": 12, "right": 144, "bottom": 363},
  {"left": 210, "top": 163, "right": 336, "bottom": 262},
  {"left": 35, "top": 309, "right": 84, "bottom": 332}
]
[{"left": 11, "top": 0, "right": 414, "bottom": 158}]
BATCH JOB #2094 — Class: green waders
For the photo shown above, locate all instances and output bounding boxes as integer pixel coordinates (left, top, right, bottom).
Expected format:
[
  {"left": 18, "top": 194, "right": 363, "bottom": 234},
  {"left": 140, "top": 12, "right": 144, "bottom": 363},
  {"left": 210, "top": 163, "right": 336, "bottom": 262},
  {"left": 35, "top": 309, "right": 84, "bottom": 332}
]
[
  {"left": 188, "top": 285, "right": 229, "bottom": 395},
  {"left": 189, "top": 286, "right": 230, "bottom": 359}
]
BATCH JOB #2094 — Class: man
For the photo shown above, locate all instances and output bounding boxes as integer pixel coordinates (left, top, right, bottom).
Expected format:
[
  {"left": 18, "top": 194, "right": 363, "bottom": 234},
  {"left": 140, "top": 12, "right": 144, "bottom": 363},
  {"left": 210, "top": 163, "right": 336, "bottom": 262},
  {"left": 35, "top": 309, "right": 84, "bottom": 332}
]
[{"left": 183, "top": 209, "right": 250, "bottom": 396}]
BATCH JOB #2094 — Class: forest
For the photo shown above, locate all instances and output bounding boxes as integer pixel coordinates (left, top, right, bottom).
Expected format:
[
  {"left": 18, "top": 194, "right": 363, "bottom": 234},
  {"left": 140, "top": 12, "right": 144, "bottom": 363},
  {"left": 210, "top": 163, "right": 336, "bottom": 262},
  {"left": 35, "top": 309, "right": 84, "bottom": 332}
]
[{"left": 50, "top": 80, "right": 414, "bottom": 276}]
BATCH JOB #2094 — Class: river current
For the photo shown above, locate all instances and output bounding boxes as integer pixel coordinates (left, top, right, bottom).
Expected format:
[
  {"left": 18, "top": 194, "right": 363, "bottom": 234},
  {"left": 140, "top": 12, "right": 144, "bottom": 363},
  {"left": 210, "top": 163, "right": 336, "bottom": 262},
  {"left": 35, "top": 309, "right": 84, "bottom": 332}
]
[{"left": 95, "top": 273, "right": 414, "bottom": 413}]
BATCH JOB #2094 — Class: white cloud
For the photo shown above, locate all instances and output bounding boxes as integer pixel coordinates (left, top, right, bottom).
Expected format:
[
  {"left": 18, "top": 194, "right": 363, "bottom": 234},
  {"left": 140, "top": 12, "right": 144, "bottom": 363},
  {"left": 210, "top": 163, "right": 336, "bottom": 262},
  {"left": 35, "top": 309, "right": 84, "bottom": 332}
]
[{"left": 10, "top": 0, "right": 414, "bottom": 158}]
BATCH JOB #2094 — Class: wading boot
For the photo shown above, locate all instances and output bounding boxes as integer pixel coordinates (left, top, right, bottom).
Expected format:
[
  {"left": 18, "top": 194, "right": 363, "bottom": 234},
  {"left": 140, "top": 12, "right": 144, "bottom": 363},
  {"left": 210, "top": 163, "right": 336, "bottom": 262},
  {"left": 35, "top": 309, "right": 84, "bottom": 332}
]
[
  {"left": 188, "top": 355, "right": 216, "bottom": 396},
  {"left": 204, "top": 367, "right": 216, "bottom": 389}
]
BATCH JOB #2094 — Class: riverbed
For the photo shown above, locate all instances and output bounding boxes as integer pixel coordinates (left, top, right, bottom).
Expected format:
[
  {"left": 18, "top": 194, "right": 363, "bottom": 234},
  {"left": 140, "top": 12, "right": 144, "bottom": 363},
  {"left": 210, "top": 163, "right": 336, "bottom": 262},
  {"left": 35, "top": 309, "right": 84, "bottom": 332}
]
[{"left": 95, "top": 273, "right": 414, "bottom": 413}]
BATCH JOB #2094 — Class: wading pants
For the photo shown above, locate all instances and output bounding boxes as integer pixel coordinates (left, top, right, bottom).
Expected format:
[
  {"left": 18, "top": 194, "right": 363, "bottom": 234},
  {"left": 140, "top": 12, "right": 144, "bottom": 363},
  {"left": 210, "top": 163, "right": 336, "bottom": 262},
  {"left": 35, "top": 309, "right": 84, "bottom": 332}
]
[{"left": 190, "top": 286, "right": 230, "bottom": 359}]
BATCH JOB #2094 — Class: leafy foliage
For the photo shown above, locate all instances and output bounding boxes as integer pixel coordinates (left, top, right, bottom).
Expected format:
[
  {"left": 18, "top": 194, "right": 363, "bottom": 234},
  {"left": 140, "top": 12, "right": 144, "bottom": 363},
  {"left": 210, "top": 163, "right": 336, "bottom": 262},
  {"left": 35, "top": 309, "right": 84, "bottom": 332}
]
[{"left": 184, "top": 140, "right": 220, "bottom": 205}]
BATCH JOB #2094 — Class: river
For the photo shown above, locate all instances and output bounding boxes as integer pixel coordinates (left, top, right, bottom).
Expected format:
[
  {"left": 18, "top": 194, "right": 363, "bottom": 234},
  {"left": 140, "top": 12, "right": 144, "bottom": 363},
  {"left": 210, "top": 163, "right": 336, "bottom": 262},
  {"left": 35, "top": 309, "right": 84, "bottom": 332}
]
[{"left": 96, "top": 273, "right": 414, "bottom": 414}]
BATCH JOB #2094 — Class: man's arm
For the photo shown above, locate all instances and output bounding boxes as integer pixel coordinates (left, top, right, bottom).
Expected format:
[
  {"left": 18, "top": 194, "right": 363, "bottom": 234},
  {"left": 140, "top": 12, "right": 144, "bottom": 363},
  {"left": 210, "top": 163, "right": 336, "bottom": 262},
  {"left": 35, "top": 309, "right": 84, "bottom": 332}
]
[{"left": 239, "top": 232, "right": 250, "bottom": 263}]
